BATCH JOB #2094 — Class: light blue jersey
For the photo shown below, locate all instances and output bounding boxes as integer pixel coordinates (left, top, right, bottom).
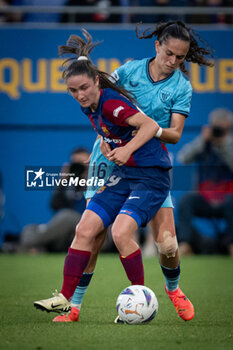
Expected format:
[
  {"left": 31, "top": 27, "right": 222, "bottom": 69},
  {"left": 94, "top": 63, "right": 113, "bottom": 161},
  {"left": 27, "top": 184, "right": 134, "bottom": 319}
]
[
  {"left": 112, "top": 57, "right": 192, "bottom": 128},
  {"left": 85, "top": 57, "right": 192, "bottom": 206},
  {"left": 85, "top": 138, "right": 114, "bottom": 199}
]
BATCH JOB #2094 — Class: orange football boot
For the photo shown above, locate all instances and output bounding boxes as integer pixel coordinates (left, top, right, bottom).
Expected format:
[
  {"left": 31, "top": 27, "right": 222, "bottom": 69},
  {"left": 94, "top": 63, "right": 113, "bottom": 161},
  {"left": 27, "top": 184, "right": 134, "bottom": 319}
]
[
  {"left": 165, "top": 286, "right": 194, "bottom": 321},
  {"left": 53, "top": 307, "right": 80, "bottom": 322}
]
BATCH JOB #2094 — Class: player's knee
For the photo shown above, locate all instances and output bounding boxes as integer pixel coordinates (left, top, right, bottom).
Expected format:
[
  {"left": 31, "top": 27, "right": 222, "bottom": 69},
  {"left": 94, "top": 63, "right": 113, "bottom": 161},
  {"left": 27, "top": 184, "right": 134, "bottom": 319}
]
[
  {"left": 112, "top": 228, "right": 125, "bottom": 250},
  {"left": 75, "top": 221, "right": 95, "bottom": 243},
  {"left": 155, "top": 230, "right": 178, "bottom": 258},
  {"left": 92, "top": 229, "right": 107, "bottom": 254}
]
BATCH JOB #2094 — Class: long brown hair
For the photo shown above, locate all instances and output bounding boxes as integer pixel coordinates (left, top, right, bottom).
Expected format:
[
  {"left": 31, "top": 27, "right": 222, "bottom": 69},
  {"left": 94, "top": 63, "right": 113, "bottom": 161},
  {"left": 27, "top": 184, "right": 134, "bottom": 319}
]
[
  {"left": 136, "top": 21, "right": 214, "bottom": 75},
  {"left": 58, "top": 29, "right": 137, "bottom": 104}
]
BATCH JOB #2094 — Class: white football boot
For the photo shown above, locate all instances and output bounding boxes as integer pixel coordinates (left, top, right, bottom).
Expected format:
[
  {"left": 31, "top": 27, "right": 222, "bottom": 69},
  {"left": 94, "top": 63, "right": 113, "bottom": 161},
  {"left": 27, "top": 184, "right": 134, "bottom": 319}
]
[
  {"left": 34, "top": 290, "right": 71, "bottom": 313},
  {"left": 114, "top": 315, "right": 124, "bottom": 324}
]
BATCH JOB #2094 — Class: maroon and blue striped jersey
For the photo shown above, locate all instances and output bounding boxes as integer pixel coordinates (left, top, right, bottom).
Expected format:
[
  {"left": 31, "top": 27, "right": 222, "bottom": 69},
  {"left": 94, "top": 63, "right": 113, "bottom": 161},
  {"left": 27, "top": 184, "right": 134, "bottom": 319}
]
[{"left": 81, "top": 88, "right": 171, "bottom": 168}]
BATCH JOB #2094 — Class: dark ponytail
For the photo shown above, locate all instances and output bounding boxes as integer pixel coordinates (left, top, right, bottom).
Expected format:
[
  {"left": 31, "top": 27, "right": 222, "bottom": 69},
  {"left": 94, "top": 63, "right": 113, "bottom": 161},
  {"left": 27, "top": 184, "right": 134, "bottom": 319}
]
[{"left": 136, "top": 21, "right": 214, "bottom": 74}]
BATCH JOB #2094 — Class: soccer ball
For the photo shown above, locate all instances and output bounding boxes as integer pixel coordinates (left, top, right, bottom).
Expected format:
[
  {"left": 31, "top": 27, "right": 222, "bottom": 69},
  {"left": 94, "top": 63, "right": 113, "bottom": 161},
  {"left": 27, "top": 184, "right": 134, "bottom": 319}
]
[{"left": 116, "top": 285, "right": 158, "bottom": 325}]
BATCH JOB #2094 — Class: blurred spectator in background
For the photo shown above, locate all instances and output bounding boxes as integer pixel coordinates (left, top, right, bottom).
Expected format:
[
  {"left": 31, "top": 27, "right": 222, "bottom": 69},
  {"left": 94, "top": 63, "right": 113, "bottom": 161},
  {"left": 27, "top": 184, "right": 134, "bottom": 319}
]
[
  {"left": 131, "top": 0, "right": 188, "bottom": 24},
  {"left": 119, "top": 0, "right": 130, "bottom": 23},
  {"left": 17, "top": 147, "right": 90, "bottom": 253},
  {"left": 131, "top": 0, "right": 233, "bottom": 25},
  {"left": 2, "top": 0, "right": 233, "bottom": 24},
  {"left": 0, "top": 0, "right": 14, "bottom": 22},
  {"left": 187, "top": 0, "right": 233, "bottom": 24},
  {"left": 12, "top": 0, "right": 68, "bottom": 23},
  {"left": 177, "top": 108, "right": 233, "bottom": 257},
  {"left": 61, "top": 0, "right": 121, "bottom": 23}
]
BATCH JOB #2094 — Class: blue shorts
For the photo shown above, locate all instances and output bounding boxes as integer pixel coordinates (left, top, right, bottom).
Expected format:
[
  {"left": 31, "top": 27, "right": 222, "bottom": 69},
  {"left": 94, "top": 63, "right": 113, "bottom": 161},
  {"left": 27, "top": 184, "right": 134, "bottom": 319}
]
[
  {"left": 85, "top": 139, "right": 174, "bottom": 208},
  {"left": 86, "top": 165, "right": 170, "bottom": 228}
]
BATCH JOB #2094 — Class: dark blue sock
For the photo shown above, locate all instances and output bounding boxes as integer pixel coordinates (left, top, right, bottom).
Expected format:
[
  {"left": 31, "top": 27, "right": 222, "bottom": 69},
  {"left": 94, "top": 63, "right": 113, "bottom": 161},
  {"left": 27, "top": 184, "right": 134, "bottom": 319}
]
[
  {"left": 161, "top": 263, "right": 180, "bottom": 292},
  {"left": 72, "top": 272, "right": 94, "bottom": 308}
]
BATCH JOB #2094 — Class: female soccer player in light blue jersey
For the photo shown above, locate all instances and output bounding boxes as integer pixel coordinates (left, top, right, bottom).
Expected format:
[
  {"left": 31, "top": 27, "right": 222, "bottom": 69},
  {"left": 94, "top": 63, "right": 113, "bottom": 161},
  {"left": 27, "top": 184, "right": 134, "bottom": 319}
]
[{"left": 35, "top": 22, "right": 213, "bottom": 322}]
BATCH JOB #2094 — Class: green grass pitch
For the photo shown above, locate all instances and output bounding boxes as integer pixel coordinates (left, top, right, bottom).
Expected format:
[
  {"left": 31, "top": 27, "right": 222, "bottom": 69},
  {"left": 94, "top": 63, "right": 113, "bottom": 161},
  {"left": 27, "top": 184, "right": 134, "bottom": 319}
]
[{"left": 0, "top": 253, "right": 233, "bottom": 350}]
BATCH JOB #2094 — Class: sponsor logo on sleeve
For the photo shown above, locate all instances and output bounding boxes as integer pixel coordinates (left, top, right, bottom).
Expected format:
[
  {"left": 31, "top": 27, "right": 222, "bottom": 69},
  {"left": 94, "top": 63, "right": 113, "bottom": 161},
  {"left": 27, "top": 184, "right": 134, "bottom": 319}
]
[
  {"left": 113, "top": 106, "right": 124, "bottom": 117},
  {"left": 129, "top": 80, "right": 139, "bottom": 87}
]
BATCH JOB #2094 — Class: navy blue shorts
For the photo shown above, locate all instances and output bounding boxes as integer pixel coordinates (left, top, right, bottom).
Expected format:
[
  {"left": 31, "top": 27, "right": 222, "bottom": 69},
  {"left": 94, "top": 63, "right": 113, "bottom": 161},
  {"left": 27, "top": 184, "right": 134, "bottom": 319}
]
[{"left": 86, "top": 166, "right": 170, "bottom": 228}]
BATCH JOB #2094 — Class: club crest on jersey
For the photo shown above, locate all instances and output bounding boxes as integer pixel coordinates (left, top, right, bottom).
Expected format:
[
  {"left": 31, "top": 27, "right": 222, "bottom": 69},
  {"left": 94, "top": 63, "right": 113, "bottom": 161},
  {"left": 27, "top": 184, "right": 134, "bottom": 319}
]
[
  {"left": 113, "top": 106, "right": 124, "bottom": 117},
  {"left": 97, "top": 185, "right": 106, "bottom": 194},
  {"left": 102, "top": 126, "right": 110, "bottom": 136},
  {"left": 159, "top": 90, "right": 172, "bottom": 102}
]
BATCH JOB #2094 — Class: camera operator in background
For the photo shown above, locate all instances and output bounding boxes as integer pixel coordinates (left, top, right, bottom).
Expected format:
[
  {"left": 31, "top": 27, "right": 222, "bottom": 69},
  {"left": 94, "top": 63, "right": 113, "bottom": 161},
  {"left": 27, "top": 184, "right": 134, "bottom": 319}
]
[
  {"left": 177, "top": 108, "right": 233, "bottom": 257},
  {"left": 18, "top": 147, "right": 90, "bottom": 253},
  {"left": 50, "top": 147, "right": 89, "bottom": 214}
]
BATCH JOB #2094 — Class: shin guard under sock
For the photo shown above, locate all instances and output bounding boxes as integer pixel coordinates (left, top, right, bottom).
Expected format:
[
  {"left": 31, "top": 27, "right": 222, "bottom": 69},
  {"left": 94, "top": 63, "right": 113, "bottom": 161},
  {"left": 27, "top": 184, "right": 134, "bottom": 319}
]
[
  {"left": 61, "top": 247, "right": 91, "bottom": 300},
  {"left": 120, "top": 249, "right": 144, "bottom": 285}
]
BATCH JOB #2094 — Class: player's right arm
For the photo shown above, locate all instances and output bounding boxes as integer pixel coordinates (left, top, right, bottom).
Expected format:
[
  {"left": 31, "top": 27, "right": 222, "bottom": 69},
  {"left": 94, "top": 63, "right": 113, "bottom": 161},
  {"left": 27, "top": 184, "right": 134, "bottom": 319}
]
[{"left": 107, "top": 112, "right": 159, "bottom": 166}]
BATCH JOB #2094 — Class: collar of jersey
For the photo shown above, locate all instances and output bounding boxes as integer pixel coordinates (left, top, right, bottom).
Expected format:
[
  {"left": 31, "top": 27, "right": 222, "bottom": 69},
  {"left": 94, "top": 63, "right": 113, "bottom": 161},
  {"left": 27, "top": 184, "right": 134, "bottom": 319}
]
[{"left": 146, "top": 57, "right": 175, "bottom": 85}]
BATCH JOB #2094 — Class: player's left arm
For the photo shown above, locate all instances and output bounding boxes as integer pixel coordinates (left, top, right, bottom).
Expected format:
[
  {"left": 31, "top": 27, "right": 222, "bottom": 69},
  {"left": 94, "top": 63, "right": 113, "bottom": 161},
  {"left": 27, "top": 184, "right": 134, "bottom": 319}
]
[
  {"left": 158, "top": 79, "right": 192, "bottom": 144},
  {"left": 158, "top": 113, "right": 186, "bottom": 144}
]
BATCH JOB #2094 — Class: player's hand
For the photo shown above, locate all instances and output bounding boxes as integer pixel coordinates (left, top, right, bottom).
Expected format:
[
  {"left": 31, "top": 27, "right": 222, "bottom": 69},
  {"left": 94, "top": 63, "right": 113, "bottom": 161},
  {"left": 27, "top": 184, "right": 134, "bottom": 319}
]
[
  {"left": 132, "top": 129, "right": 138, "bottom": 137},
  {"left": 107, "top": 147, "right": 131, "bottom": 166},
  {"left": 100, "top": 137, "right": 111, "bottom": 159}
]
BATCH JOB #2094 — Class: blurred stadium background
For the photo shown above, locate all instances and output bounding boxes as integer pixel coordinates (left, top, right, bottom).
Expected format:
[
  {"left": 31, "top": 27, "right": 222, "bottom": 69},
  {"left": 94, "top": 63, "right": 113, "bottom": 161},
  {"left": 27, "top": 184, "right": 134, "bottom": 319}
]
[{"left": 0, "top": 1, "right": 233, "bottom": 247}]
